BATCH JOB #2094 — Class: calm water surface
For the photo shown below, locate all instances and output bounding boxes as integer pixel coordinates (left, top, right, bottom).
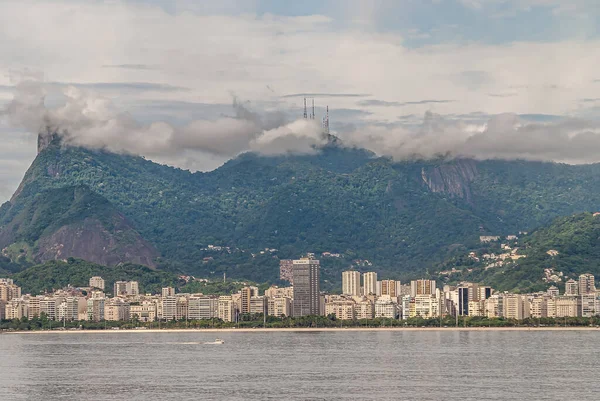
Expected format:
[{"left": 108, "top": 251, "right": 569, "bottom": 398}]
[{"left": 0, "top": 330, "right": 598, "bottom": 400}]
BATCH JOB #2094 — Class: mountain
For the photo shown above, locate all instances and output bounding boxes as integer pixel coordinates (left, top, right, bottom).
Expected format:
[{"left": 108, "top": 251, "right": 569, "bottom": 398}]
[
  {"left": 3, "top": 133, "right": 600, "bottom": 284},
  {"left": 442, "top": 213, "right": 600, "bottom": 292},
  {"left": 0, "top": 184, "right": 159, "bottom": 268}
]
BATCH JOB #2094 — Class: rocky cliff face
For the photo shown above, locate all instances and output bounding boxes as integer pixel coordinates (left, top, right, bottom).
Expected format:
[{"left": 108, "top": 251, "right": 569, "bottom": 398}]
[
  {"left": 421, "top": 159, "right": 478, "bottom": 202},
  {"left": 35, "top": 217, "right": 159, "bottom": 267}
]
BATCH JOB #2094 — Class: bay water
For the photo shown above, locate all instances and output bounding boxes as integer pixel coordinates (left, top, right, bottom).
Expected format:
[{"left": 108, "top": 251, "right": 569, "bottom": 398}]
[{"left": 0, "top": 330, "right": 597, "bottom": 400}]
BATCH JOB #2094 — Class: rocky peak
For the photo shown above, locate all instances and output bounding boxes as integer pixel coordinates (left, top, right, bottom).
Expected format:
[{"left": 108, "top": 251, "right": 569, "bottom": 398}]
[
  {"left": 421, "top": 159, "right": 478, "bottom": 202},
  {"left": 37, "top": 127, "right": 61, "bottom": 154}
]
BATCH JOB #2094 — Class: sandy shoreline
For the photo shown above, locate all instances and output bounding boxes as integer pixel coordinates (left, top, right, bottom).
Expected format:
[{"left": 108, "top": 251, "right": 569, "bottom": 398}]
[{"left": 3, "top": 326, "right": 600, "bottom": 334}]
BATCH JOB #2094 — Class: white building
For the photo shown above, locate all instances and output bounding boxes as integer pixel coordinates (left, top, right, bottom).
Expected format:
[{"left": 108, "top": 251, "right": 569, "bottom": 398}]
[
  {"left": 374, "top": 299, "right": 398, "bottom": 319},
  {"left": 218, "top": 296, "right": 235, "bottom": 322},
  {"left": 363, "top": 272, "right": 377, "bottom": 296},
  {"left": 342, "top": 271, "right": 361, "bottom": 296},
  {"left": 188, "top": 296, "right": 218, "bottom": 320}
]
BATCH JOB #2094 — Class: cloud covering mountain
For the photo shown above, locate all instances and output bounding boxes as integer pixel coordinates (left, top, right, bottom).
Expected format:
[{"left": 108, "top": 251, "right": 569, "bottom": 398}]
[{"left": 2, "top": 0, "right": 600, "bottom": 199}]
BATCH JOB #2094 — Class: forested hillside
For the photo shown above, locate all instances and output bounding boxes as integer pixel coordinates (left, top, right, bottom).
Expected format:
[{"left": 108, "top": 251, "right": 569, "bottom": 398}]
[{"left": 3, "top": 134, "right": 600, "bottom": 284}]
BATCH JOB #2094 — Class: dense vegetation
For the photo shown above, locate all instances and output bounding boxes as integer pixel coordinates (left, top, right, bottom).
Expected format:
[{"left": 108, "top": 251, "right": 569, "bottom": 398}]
[
  {"left": 438, "top": 213, "right": 600, "bottom": 292},
  {"left": 3, "top": 314, "right": 599, "bottom": 331},
  {"left": 11, "top": 258, "right": 179, "bottom": 295},
  {"left": 4, "top": 135, "right": 600, "bottom": 285}
]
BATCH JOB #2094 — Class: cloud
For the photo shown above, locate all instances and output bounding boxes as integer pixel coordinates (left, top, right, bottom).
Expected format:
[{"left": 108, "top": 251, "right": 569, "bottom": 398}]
[
  {"left": 102, "top": 64, "right": 155, "bottom": 70},
  {"left": 358, "top": 99, "right": 455, "bottom": 107},
  {"left": 2, "top": 0, "right": 600, "bottom": 201},
  {"left": 48, "top": 81, "right": 188, "bottom": 93},
  {"left": 451, "top": 70, "right": 494, "bottom": 90},
  {"left": 488, "top": 93, "right": 518, "bottom": 98},
  {"left": 1, "top": 80, "right": 325, "bottom": 162},
  {"left": 339, "top": 111, "right": 600, "bottom": 164},
  {"left": 281, "top": 93, "right": 371, "bottom": 98}
]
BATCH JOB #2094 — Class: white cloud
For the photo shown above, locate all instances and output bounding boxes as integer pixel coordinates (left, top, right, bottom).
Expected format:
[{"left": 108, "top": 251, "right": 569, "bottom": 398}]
[{"left": 1, "top": 0, "right": 600, "bottom": 201}]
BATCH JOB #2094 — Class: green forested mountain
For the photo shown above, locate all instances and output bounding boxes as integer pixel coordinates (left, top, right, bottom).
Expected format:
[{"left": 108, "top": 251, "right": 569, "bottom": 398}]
[
  {"left": 0, "top": 185, "right": 158, "bottom": 267},
  {"left": 3, "top": 134, "right": 600, "bottom": 285}
]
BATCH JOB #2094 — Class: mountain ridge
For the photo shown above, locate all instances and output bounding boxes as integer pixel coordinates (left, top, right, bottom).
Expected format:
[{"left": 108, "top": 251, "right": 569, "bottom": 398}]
[{"left": 3, "top": 134, "right": 600, "bottom": 284}]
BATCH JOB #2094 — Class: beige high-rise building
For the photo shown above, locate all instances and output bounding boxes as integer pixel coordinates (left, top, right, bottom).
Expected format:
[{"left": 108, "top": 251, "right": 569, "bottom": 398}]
[
  {"left": 503, "top": 294, "right": 529, "bottom": 320},
  {"left": 555, "top": 296, "right": 579, "bottom": 317},
  {"left": 411, "top": 294, "right": 443, "bottom": 318},
  {"left": 268, "top": 297, "right": 291, "bottom": 318},
  {"left": 530, "top": 296, "right": 549, "bottom": 318},
  {"left": 249, "top": 296, "right": 267, "bottom": 314},
  {"left": 264, "top": 286, "right": 294, "bottom": 299},
  {"left": 87, "top": 298, "right": 105, "bottom": 321},
  {"left": 130, "top": 301, "right": 158, "bottom": 322},
  {"left": 5, "top": 299, "right": 27, "bottom": 320},
  {"left": 380, "top": 280, "right": 401, "bottom": 297},
  {"left": 0, "top": 282, "right": 21, "bottom": 302},
  {"left": 218, "top": 295, "right": 235, "bottom": 322},
  {"left": 176, "top": 297, "right": 188, "bottom": 320},
  {"left": 126, "top": 281, "right": 139, "bottom": 296},
  {"left": 468, "top": 300, "right": 485, "bottom": 317},
  {"left": 374, "top": 299, "right": 398, "bottom": 318},
  {"left": 579, "top": 274, "right": 595, "bottom": 295},
  {"left": 410, "top": 279, "right": 436, "bottom": 297},
  {"left": 342, "top": 271, "right": 361, "bottom": 296},
  {"left": 325, "top": 300, "right": 355, "bottom": 320},
  {"left": 580, "top": 294, "right": 596, "bottom": 317},
  {"left": 363, "top": 272, "right": 377, "bottom": 296},
  {"left": 89, "top": 276, "right": 105, "bottom": 290},
  {"left": 27, "top": 297, "right": 41, "bottom": 319},
  {"left": 162, "top": 287, "right": 175, "bottom": 298},
  {"left": 57, "top": 297, "right": 82, "bottom": 321},
  {"left": 484, "top": 295, "right": 501, "bottom": 318},
  {"left": 240, "top": 286, "right": 259, "bottom": 314},
  {"left": 546, "top": 298, "right": 557, "bottom": 318},
  {"left": 188, "top": 296, "right": 218, "bottom": 320},
  {"left": 356, "top": 300, "right": 374, "bottom": 319},
  {"left": 162, "top": 296, "right": 178, "bottom": 320},
  {"left": 565, "top": 279, "right": 579, "bottom": 296},
  {"left": 547, "top": 286, "right": 560, "bottom": 297},
  {"left": 40, "top": 298, "right": 57, "bottom": 320},
  {"left": 104, "top": 300, "right": 130, "bottom": 321}
]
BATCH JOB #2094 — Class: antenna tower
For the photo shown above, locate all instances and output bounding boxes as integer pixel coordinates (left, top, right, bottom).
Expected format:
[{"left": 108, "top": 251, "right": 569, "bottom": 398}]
[
  {"left": 311, "top": 98, "right": 315, "bottom": 120},
  {"left": 322, "top": 106, "right": 330, "bottom": 134},
  {"left": 303, "top": 98, "right": 308, "bottom": 119}
]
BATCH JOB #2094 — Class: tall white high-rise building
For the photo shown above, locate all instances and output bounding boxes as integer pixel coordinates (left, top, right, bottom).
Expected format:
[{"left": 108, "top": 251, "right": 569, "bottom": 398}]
[
  {"left": 342, "top": 271, "right": 361, "bottom": 296},
  {"left": 363, "top": 272, "right": 377, "bottom": 296}
]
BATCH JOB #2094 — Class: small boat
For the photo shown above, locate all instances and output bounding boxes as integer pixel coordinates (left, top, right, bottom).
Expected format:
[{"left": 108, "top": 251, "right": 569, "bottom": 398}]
[{"left": 204, "top": 338, "right": 225, "bottom": 345}]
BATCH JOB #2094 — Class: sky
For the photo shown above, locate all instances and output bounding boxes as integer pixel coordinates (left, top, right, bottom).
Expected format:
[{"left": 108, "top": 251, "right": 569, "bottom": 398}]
[{"left": 2, "top": 0, "right": 600, "bottom": 201}]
